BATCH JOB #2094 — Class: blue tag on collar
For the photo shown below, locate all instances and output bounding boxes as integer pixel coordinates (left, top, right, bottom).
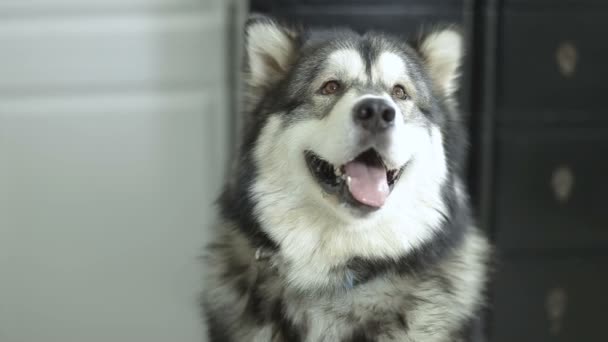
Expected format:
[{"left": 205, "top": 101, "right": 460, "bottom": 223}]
[{"left": 344, "top": 270, "right": 355, "bottom": 290}]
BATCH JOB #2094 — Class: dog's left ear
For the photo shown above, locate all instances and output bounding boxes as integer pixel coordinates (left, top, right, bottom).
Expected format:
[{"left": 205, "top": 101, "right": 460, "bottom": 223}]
[{"left": 415, "top": 28, "right": 463, "bottom": 97}]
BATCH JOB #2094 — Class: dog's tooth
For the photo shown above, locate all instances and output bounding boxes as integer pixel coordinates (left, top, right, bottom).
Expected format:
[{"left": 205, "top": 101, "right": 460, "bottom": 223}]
[{"left": 334, "top": 166, "right": 342, "bottom": 176}]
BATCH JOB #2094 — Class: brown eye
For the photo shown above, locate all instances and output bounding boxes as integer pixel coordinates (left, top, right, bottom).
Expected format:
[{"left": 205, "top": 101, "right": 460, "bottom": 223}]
[
  {"left": 321, "top": 80, "right": 340, "bottom": 95},
  {"left": 392, "top": 85, "right": 408, "bottom": 100}
]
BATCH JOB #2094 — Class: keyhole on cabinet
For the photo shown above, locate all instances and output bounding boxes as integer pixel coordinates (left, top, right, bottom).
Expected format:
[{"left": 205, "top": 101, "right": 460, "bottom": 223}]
[
  {"left": 551, "top": 165, "right": 574, "bottom": 204},
  {"left": 546, "top": 287, "right": 567, "bottom": 336},
  {"left": 556, "top": 41, "right": 578, "bottom": 77}
]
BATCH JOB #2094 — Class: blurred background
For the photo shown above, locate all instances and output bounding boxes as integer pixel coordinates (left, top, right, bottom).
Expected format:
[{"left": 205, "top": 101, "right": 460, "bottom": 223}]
[{"left": 0, "top": 0, "right": 606, "bottom": 341}]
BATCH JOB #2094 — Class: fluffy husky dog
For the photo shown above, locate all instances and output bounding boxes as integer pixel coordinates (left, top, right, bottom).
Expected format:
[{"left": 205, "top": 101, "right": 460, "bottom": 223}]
[{"left": 203, "top": 15, "right": 490, "bottom": 342}]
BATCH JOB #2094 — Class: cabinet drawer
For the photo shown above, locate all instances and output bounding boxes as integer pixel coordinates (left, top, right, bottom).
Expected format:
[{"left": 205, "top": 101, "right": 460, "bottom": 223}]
[
  {"left": 491, "top": 256, "right": 608, "bottom": 342},
  {"left": 494, "top": 126, "right": 608, "bottom": 250},
  {"left": 497, "top": 10, "right": 608, "bottom": 121}
]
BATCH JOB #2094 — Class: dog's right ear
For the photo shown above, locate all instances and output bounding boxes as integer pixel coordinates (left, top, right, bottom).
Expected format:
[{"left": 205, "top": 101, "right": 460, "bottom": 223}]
[{"left": 244, "top": 15, "right": 299, "bottom": 90}]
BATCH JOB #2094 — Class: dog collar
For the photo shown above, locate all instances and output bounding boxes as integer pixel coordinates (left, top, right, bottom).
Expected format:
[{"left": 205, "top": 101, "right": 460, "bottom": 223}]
[{"left": 343, "top": 270, "right": 356, "bottom": 290}]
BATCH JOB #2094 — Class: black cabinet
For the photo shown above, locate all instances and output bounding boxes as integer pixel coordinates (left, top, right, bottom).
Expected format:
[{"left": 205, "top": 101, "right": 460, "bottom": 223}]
[{"left": 484, "top": 1, "right": 608, "bottom": 341}]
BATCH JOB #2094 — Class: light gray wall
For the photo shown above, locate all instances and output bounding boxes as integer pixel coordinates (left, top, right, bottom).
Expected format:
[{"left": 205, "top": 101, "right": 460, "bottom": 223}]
[{"left": 0, "top": 1, "right": 243, "bottom": 341}]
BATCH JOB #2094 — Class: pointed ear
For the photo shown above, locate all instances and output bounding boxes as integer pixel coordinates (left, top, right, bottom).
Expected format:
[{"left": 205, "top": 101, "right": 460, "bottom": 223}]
[
  {"left": 416, "top": 27, "right": 463, "bottom": 97},
  {"left": 244, "top": 15, "right": 299, "bottom": 90}
]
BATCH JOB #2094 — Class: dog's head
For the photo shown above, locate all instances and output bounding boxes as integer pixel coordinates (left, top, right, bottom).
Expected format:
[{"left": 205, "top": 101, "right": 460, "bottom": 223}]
[{"left": 225, "top": 16, "right": 468, "bottom": 276}]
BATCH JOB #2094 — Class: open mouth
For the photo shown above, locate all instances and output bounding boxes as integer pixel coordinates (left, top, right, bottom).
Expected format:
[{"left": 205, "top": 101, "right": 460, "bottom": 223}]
[{"left": 304, "top": 149, "right": 405, "bottom": 210}]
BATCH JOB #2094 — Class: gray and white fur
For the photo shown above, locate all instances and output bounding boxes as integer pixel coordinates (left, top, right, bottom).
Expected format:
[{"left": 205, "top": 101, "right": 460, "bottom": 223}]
[{"left": 203, "top": 15, "right": 490, "bottom": 342}]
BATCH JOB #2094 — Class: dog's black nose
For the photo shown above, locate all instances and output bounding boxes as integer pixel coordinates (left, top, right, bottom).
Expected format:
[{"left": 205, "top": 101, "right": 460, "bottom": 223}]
[{"left": 353, "top": 98, "right": 396, "bottom": 133}]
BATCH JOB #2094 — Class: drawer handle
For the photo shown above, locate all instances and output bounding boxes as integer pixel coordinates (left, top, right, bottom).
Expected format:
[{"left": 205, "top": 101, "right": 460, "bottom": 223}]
[
  {"left": 556, "top": 41, "right": 578, "bottom": 77},
  {"left": 546, "top": 287, "right": 568, "bottom": 336},
  {"left": 551, "top": 165, "right": 574, "bottom": 203}
]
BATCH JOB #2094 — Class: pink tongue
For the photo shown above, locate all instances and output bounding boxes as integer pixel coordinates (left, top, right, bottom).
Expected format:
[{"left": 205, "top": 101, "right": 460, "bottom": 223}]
[{"left": 344, "top": 161, "right": 389, "bottom": 208}]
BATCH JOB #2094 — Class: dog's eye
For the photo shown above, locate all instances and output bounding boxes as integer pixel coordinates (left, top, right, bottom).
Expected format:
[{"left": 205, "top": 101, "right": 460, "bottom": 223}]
[
  {"left": 392, "top": 85, "right": 408, "bottom": 100},
  {"left": 321, "top": 81, "right": 341, "bottom": 95}
]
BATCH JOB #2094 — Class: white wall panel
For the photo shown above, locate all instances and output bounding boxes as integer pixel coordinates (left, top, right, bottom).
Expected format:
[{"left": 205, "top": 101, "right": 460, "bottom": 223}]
[
  {"left": 0, "top": 91, "right": 226, "bottom": 342},
  {"left": 0, "top": 13, "right": 224, "bottom": 92}
]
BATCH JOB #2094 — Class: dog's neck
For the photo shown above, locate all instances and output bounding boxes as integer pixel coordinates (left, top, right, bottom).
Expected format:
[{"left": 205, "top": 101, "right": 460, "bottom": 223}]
[{"left": 252, "top": 244, "right": 359, "bottom": 292}]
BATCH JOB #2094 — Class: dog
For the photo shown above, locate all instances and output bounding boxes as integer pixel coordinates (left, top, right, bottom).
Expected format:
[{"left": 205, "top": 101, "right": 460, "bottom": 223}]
[{"left": 202, "top": 14, "right": 490, "bottom": 342}]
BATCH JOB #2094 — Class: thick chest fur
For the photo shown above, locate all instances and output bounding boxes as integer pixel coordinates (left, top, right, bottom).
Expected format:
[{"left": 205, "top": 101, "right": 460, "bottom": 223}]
[{"left": 203, "top": 227, "right": 489, "bottom": 342}]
